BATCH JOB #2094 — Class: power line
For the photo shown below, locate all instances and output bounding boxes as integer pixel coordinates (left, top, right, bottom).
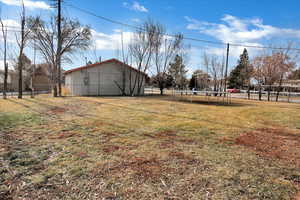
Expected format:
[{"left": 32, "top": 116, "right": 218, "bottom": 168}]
[{"left": 67, "top": 3, "right": 300, "bottom": 52}]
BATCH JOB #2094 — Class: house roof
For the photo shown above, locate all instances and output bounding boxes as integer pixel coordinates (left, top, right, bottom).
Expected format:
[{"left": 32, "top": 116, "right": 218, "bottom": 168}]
[{"left": 64, "top": 58, "right": 148, "bottom": 78}]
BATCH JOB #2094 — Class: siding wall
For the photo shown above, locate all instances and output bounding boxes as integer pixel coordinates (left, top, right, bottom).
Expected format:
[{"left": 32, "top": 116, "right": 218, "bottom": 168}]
[
  {"left": 0, "top": 72, "right": 25, "bottom": 91},
  {"left": 65, "top": 62, "right": 146, "bottom": 96}
]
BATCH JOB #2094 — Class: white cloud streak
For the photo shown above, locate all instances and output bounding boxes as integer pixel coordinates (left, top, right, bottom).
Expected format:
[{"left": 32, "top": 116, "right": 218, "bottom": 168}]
[
  {"left": 0, "top": 0, "right": 50, "bottom": 10},
  {"left": 185, "top": 14, "right": 300, "bottom": 58},
  {"left": 123, "top": 1, "right": 148, "bottom": 12},
  {"left": 91, "top": 29, "right": 134, "bottom": 50},
  {"left": 0, "top": 19, "right": 20, "bottom": 43},
  {"left": 185, "top": 15, "right": 300, "bottom": 44}
]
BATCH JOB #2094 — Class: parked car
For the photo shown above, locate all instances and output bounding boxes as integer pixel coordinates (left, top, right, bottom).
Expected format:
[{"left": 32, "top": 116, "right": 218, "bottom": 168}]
[{"left": 227, "top": 88, "right": 240, "bottom": 93}]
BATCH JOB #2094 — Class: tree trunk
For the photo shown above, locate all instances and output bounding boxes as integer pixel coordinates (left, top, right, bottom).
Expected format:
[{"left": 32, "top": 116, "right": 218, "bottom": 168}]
[
  {"left": 247, "top": 84, "right": 250, "bottom": 100},
  {"left": 53, "top": 84, "right": 58, "bottom": 97},
  {"left": 122, "top": 66, "right": 126, "bottom": 96},
  {"left": 18, "top": 56, "right": 23, "bottom": 99},
  {"left": 53, "top": 64, "right": 58, "bottom": 97},
  {"left": 259, "top": 85, "right": 262, "bottom": 101},
  {"left": 30, "top": 69, "right": 34, "bottom": 98},
  {"left": 276, "top": 75, "right": 283, "bottom": 102},
  {"left": 267, "top": 86, "right": 271, "bottom": 101},
  {"left": 213, "top": 80, "right": 217, "bottom": 96},
  {"left": 160, "top": 87, "right": 164, "bottom": 95},
  {"left": 57, "top": 0, "right": 62, "bottom": 97},
  {"left": 58, "top": 66, "right": 61, "bottom": 96},
  {"left": 3, "top": 62, "right": 8, "bottom": 99}
]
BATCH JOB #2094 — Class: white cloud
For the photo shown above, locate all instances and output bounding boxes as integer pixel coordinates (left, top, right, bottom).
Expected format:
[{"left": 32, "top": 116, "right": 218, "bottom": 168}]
[
  {"left": 185, "top": 15, "right": 300, "bottom": 44},
  {"left": 0, "top": 60, "right": 14, "bottom": 71},
  {"left": 1, "top": 19, "right": 20, "bottom": 28},
  {"left": 0, "top": 0, "right": 50, "bottom": 9},
  {"left": 123, "top": 1, "right": 148, "bottom": 12},
  {"left": 185, "top": 14, "right": 300, "bottom": 58},
  {"left": 91, "top": 29, "right": 134, "bottom": 50},
  {"left": 131, "top": 18, "right": 141, "bottom": 23},
  {"left": 0, "top": 19, "right": 20, "bottom": 43}
]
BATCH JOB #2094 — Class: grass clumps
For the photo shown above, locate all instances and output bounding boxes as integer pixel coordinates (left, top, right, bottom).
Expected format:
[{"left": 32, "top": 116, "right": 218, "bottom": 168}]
[
  {"left": 0, "top": 112, "right": 42, "bottom": 130},
  {"left": 0, "top": 96, "right": 300, "bottom": 199}
]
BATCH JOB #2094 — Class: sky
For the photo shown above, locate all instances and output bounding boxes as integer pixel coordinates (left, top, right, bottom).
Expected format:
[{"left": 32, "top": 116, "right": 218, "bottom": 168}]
[{"left": 1, "top": 0, "right": 300, "bottom": 75}]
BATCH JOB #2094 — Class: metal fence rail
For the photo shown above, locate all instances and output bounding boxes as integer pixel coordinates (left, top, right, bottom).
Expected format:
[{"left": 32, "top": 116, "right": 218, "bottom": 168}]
[{"left": 145, "top": 87, "right": 300, "bottom": 103}]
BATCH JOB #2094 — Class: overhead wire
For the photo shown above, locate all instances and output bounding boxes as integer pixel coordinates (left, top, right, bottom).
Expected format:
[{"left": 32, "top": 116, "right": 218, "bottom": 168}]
[{"left": 66, "top": 3, "right": 300, "bottom": 52}]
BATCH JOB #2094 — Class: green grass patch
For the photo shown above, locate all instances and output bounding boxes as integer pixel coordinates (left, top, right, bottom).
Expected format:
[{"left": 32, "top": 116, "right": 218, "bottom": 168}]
[{"left": 0, "top": 112, "right": 42, "bottom": 130}]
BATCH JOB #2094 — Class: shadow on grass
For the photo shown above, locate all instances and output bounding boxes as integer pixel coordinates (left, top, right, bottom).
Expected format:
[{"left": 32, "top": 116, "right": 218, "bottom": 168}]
[
  {"left": 137, "top": 95, "right": 252, "bottom": 107},
  {"left": 78, "top": 97, "right": 250, "bottom": 129},
  {"left": 7, "top": 95, "right": 255, "bottom": 130},
  {"left": 7, "top": 98, "right": 48, "bottom": 116},
  {"left": 163, "top": 97, "right": 248, "bottom": 107}
]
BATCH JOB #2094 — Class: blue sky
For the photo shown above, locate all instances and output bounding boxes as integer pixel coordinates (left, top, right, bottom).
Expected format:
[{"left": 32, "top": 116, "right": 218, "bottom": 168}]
[{"left": 1, "top": 0, "right": 300, "bottom": 74}]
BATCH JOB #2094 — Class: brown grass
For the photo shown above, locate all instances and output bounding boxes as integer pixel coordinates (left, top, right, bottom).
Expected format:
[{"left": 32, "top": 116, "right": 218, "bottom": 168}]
[
  {"left": 1, "top": 95, "right": 300, "bottom": 199},
  {"left": 48, "top": 107, "right": 67, "bottom": 114},
  {"left": 236, "top": 127, "right": 300, "bottom": 167}
]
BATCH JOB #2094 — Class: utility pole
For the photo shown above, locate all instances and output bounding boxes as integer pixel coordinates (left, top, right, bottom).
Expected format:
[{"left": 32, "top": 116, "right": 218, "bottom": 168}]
[
  {"left": 121, "top": 31, "right": 126, "bottom": 95},
  {"left": 224, "top": 43, "right": 230, "bottom": 94},
  {"left": 31, "top": 42, "right": 36, "bottom": 98},
  {"left": 57, "top": 0, "right": 62, "bottom": 97},
  {"left": 18, "top": 2, "right": 26, "bottom": 99},
  {"left": 1, "top": 18, "right": 8, "bottom": 99}
]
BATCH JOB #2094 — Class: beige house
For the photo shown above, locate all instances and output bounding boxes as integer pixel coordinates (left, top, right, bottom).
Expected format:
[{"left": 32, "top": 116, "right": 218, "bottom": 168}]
[
  {"left": 32, "top": 64, "right": 52, "bottom": 91},
  {"left": 281, "top": 79, "right": 300, "bottom": 87},
  {"left": 64, "top": 58, "right": 148, "bottom": 96},
  {"left": 0, "top": 70, "right": 24, "bottom": 92}
]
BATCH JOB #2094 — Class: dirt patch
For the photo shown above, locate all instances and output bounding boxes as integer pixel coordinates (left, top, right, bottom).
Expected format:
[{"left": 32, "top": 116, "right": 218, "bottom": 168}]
[
  {"left": 74, "top": 152, "right": 89, "bottom": 159},
  {"left": 236, "top": 128, "right": 300, "bottom": 167},
  {"left": 49, "top": 132, "right": 75, "bottom": 139},
  {"left": 94, "top": 151, "right": 202, "bottom": 183},
  {"left": 102, "top": 144, "right": 122, "bottom": 153},
  {"left": 100, "top": 132, "right": 118, "bottom": 143},
  {"left": 48, "top": 107, "right": 67, "bottom": 114},
  {"left": 156, "top": 130, "right": 177, "bottom": 138},
  {"left": 94, "top": 155, "right": 166, "bottom": 181},
  {"left": 295, "top": 192, "right": 300, "bottom": 200},
  {"left": 144, "top": 130, "right": 199, "bottom": 148},
  {"left": 158, "top": 140, "right": 175, "bottom": 149},
  {"left": 129, "top": 156, "right": 165, "bottom": 180}
]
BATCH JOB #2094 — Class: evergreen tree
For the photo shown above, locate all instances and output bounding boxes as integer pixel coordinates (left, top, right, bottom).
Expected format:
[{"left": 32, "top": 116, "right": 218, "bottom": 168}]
[
  {"left": 189, "top": 75, "right": 196, "bottom": 89},
  {"left": 228, "top": 48, "right": 251, "bottom": 89},
  {"left": 168, "top": 55, "right": 188, "bottom": 89},
  {"left": 150, "top": 73, "right": 173, "bottom": 89},
  {"left": 189, "top": 69, "right": 210, "bottom": 90}
]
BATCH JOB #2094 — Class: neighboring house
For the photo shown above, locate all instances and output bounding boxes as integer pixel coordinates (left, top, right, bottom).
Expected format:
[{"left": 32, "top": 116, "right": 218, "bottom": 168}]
[
  {"left": 64, "top": 58, "right": 148, "bottom": 96},
  {"left": 0, "top": 70, "right": 24, "bottom": 92},
  {"left": 32, "top": 64, "right": 52, "bottom": 91},
  {"left": 280, "top": 79, "right": 300, "bottom": 92},
  {"left": 281, "top": 79, "right": 300, "bottom": 88}
]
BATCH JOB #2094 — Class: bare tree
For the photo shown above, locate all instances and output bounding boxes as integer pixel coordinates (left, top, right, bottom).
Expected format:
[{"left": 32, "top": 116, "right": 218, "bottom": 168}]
[
  {"left": 128, "top": 20, "right": 158, "bottom": 96},
  {"left": 273, "top": 45, "right": 296, "bottom": 101},
  {"left": 152, "top": 24, "right": 183, "bottom": 95},
  {"left": 27, "top": 16, "right": 91, "bottom": 97},
  {"left": 252, "top": 46, "right": 295, "bottom": 102},
  {"left": 0, "top": 12, "right": 8, "bottom": 99},
  {"left": 16, "top": 1, "right": 31, "bottom": 99},
  {"left": 203, "top": 52, "right": 224, "bottom": 96},
  {"left": 252, "top": 55, "right": 264, "bottom": 100},
  {"left": 114, "top": 30, "right": 128, "bottom": 96}
]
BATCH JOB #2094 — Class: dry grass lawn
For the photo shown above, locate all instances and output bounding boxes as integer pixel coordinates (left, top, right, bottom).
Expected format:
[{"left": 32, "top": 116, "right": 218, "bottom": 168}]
[{"left": 1, "top": 95, "right": 300, "bottom": 200}]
